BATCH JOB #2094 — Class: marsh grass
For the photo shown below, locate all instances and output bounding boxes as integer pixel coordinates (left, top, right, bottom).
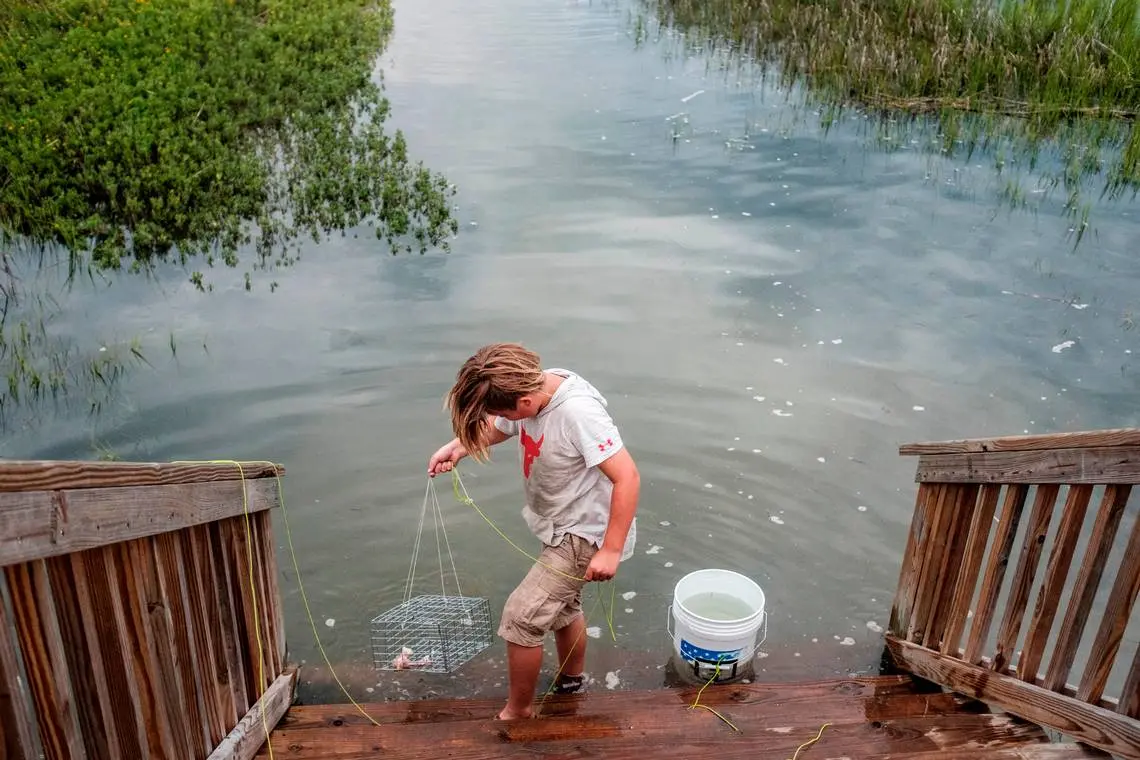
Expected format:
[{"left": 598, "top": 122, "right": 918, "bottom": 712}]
[
  {"left": 637, "top": 0, "right": 1140, "bottom": 231},
  {"left": 1, "top": 0, "right": 458, "bottom": 428}
]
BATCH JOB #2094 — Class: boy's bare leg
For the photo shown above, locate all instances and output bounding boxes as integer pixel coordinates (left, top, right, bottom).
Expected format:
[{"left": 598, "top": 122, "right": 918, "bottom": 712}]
[
  {"left": 555, "top": 613, "right": 587, "bottom": 677},
  {"left": 500, "top": 642, "right": 543, "bottom": 719}
]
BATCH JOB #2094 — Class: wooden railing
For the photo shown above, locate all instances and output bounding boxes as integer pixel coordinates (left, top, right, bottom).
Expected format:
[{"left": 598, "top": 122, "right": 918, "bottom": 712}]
[
  {"left": 887, "top": 428, "right": 1140, "bottom": 759},
  {"left": 0, "top": 460, "right": 293, "bottom": 760}
]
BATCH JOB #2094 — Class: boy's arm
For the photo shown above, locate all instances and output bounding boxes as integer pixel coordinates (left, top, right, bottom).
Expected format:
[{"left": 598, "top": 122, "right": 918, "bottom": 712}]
[
  {"left": 585, "top": 448, "right": 640, "bottom": 581},
  {"left": 429, "top": 416, "right": 514, "bottom": 475}
]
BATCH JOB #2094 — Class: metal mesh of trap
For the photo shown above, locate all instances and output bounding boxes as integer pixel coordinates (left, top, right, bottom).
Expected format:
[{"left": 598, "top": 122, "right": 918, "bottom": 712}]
[{"left": 371, "top": 595, "right": 493, "bottom": 674}]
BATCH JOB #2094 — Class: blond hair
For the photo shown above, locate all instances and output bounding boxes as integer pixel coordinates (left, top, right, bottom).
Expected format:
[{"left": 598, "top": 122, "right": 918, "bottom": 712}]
[{"left": 446, "top": 343, "right": 545, "bottom": 460}]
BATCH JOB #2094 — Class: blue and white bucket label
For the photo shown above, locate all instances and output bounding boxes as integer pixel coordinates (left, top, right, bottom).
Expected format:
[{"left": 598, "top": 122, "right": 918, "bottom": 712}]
[{"left": 679, "top": 639, "right": 741, "bottom": 665}]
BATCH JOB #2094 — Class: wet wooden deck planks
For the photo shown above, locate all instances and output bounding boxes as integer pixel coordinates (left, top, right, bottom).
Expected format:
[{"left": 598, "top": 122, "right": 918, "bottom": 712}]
[{"left": 254, "top": 675, "right": 1109, "bottom": 759}]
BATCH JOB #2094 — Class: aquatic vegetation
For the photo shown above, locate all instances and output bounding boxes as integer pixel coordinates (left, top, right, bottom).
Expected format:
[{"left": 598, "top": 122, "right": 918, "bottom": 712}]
[
  {"left": 0, "top": 0, "right": 457, "bottom": 427},
  {"left": 636, "top": 0, "right": 1140, "bottom": 232}
]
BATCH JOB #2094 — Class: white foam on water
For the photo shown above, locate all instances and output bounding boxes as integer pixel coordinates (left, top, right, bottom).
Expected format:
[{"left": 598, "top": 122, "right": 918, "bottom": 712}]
[
  {"left": 605, "top": 671, "right": 621, "bottom": 689},
  {"left": 587, "top": 627, "right": 601, "bottom": 639},
  {"left": 325, "top": 618, "right": 336, "bottom": 628},
  {"left": 772, "top": 409, "right": 793, "bottom": 417},
  {"left": 622, "top": 591, "right": 637, "bottom": 601},
  {"left": 840, "top": 637, "right": 856, "bottom": 646},
  {"left": 831, "top": 338, "right": 843, "bottom": 344},
  {"left": 753, "top": 395, "right": 766, "bottom": 401},
  {"left": 659, "top": 520, "right": 671, "bottom": 527},
  {"left": 704, "top": 483, "right": 713, "bottom": 489},
  {"left": 664, "top": 561, "right": 674, "bottom": 568},
  {"left": 769, "top": 515, "right": 785, "bottom": 525},
  {"left": 857, "top": 505, "right": 868, "bottom": 512},
  {"left": 867, "top": 621, "right": 883, "bottom": 633},
  {"left": 1052, "top": 340, "right": 1076, "bottom": 353},
  {"left": 913, "top": 405, "right": 925, "bottom": 411},
  {"left": 681, "top": 89, "right": 705, "bottom": 103},
  {"left": 625, "top": 608, "right": 633, "bottom": 614},
  {"left": 774, "top": 358, "right": 785, "bottom": 364},
  {"left": 646, "top": 545, "right": 662, "bottom": 555},
  {"left": 817, "top": 457, "right": 826, "bottom": 463}
]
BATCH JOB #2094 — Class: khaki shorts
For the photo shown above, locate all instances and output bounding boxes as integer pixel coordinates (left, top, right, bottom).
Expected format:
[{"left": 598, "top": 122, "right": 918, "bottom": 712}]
[{"left": 498, "top": 534, "right": 597, "bottom": 648}]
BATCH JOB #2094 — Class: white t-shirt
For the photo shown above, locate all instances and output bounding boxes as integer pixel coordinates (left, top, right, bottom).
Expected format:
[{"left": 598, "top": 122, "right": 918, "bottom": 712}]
[{"left": 494, "top": 368, "right": 636, "bottom": 561}]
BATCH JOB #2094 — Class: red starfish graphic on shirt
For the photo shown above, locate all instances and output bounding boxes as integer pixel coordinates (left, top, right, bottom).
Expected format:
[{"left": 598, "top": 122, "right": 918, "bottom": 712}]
[{"left": 520, "top": 426, "right": 544, "bottom": 478}]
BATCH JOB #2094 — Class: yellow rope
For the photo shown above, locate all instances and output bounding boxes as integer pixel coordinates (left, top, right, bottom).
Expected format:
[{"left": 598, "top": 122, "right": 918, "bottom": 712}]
[
  {"left": 687, "top": 655, "right": 740, "bottom": 732},
  {"left": 789, "top": 722, "right": 832, "bottom": 760}
]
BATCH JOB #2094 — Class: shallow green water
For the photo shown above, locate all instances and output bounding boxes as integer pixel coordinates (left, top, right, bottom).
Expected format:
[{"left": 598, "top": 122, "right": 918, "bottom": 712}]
[{"left": 4, "top": 0, "right": 1138, "bottom": 703}]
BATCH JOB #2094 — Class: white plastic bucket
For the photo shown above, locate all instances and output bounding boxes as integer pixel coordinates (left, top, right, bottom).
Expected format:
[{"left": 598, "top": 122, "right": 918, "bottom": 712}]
[{"left": 667, "top": 569, "right": 767, "bottom": 683}]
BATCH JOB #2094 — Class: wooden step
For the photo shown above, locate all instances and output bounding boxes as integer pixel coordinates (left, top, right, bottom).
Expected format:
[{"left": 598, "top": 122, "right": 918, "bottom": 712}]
[{"left": 255, "top": 675, "right": 1109, "bottom": 759}]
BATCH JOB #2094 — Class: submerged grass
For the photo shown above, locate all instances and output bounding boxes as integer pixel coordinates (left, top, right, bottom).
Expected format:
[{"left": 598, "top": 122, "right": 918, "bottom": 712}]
[
  {"left": 638, "top": 0, "right": 1140, "bottom": 226},
  {"left": 0, "top": 0, "right": 459, "bottom": 430}
]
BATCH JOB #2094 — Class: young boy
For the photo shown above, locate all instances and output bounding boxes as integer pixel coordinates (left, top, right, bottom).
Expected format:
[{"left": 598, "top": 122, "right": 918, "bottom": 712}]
[{"left": 427, "top": 343, "right": 640, "bottom": 720}]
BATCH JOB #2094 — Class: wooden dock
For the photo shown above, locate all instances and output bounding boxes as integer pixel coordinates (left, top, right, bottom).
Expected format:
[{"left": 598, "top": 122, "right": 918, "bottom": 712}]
[
  {"left": 1, "top": 427, "right": 1138, "bottom": 760},
  {"left": 253, "top": 674, "right": 1109, "bottom": 759}
]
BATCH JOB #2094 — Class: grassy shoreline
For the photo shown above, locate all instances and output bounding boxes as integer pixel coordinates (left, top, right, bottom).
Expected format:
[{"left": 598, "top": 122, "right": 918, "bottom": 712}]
[
  {"left": 638, "top": 0, "right": 1140, "bottom": 214},
  {"left": 1, "top": 0, "right": 457, "bottom": 427}
]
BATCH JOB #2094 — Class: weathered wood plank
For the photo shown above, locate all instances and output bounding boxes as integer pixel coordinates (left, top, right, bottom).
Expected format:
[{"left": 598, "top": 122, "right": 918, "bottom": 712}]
[
  {"left": 1018, "top": 484, "right": 1094, "bottom": 683},
  {"left": 221, "top": 517, "right": 269, "bottom": 700},
  {"left": 1121, "top": 641, "right": 1140, "bottom": 719},
  {"left": 209, "top": 522, "right": 250, "bottom": 717},
  {"left": 0, "top": 575, "right": 38, "bottom": 760},
  {"left": 205, "top": 668, "right": 295, "bottom": 760},
  {"left": 0, "top": 479, "right": 279, "bottom": 567},
  {"left": 900, "top": 428, "right": 1140, "bottom": 455},
  {"left": 908, "top": 485, "right": 955, "bottom": 643},
  {"left": 916, "top": 446, "right": 1140, "bottom": 484},
  {"left": 67, "top": 551, "right": 124, "bottom": 760},
  {"left": 273, "top": 680, "right": 975, "bottom": 729},
  {"left": 45, "top": 556, "right": 112, "bottom": 760},
  {"left": 0, "top": 461, "right": 283, "bottom": 493},
  {"left": 1121, "top": 642, "right": 1140, "bottom": 720},
  {"left": 964, "top": 484, "right": 1029, "bottom": 665},
  {"left": 1044, "top": 485, "right": 1131, "bottom": 693},
  {"left": 247, "top": 512, "right": 277, "bottom": 685},
  {"left": 134, "top": 538, "right": 195, "bottom": 760},
  {"left": 183, "top": 526, "right": 235, "bottom": 740},
  {"left": 889, "top": 484, "right": 941, "bottom": 636},
  {"left": 941, "top": 484, "right": 1002, "bottom": 656},
  {"left": 1076, "top": 508, "right": 1140, "bottom": 704},
  {"left": 114, "top": 541, "right": 177, "bottom": 758},
  {"left": 78, "top": 547, "right": 146, "bottom": 759},
  {"left": 887, "top": 636, "right": 1140, "bottom": 759},
  {"left": 257, "top": 711, "right": 1049, "bottom": 760},
  {"left": 252, "top": 512, "right": 286, "bottom": 674},
  {"left": 5, "top": 561, "right": 87, "bottom": 760},
  {"left": 992, "top": 484, "right": 1058, "bottom": 673},
  {"left": 923, "top": 485, "right": 978, "bottom": 650},
  {"left": 959, "top": 649, "right": 1118, "bottom": 711},
  {"left": 154, "top": 532, "right": 212, "bottom": 756}
]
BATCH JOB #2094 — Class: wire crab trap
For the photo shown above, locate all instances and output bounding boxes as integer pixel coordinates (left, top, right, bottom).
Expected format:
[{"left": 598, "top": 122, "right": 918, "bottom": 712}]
[{"left": 371, "top": 475, "right": 493, "bottom": 674}]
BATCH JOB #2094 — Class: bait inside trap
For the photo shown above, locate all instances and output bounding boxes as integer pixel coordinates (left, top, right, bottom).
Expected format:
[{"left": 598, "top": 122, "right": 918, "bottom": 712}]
[
  {"left": 371, "top": 594, "right": 492, "bottom": 674},
  {"left": 371, "top": 475, "right": 493, "bottom": 674}
]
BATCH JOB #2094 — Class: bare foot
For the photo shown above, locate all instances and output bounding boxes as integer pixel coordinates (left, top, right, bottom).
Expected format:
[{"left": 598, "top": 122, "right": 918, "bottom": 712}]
[{"left": 497, "top": 704, "right": 534, "bottom": 720}]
